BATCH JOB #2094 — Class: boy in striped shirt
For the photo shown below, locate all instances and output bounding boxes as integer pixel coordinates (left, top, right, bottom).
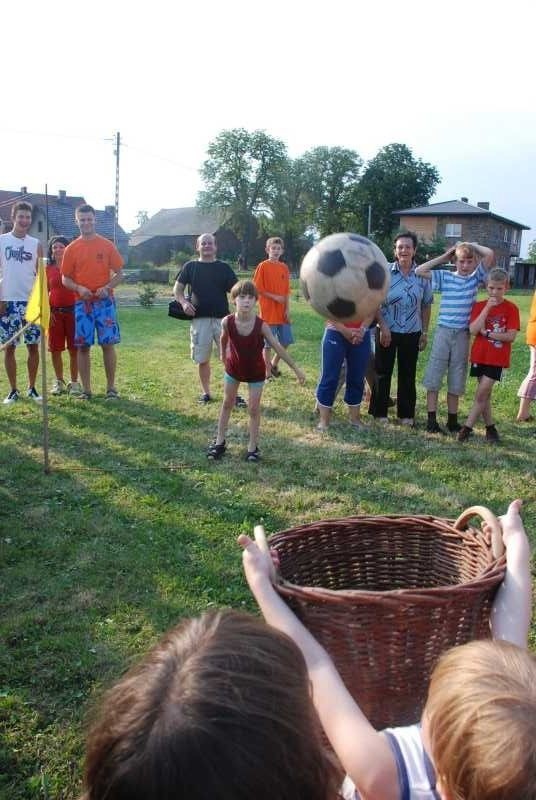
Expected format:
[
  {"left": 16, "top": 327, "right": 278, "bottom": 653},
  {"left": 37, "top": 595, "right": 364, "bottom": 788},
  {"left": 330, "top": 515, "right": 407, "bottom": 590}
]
[{"left": 415, "top": 242, "right": 494, "bottom": 433}]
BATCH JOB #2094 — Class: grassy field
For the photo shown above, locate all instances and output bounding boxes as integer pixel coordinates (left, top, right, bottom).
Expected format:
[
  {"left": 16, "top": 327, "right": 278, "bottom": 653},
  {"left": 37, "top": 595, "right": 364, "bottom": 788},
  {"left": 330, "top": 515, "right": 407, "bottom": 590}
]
[{"left": 1, "top": 289, "right": 535, "bottom": 799}]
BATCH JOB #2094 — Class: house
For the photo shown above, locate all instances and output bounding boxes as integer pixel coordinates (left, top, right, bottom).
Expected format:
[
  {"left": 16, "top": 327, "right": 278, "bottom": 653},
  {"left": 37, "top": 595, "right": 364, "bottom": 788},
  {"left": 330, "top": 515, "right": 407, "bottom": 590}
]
[
  {"left": 393, "top": 198, "right": 530, "bottom": 268},
  {"left": 129, "top": 207, "right": 240, "bottom": 265},
  {"left": 0, "top": 187, "right": 130, "bottom": 258}
]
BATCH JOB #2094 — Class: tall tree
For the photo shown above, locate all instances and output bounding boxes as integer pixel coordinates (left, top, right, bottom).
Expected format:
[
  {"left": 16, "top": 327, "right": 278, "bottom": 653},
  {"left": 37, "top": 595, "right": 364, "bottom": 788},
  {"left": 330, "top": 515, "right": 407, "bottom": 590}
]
[
  {"left": 198, "top": 128, "right": 287, "bottom": 266},
  {"left": 300, "top": 146, "right": 363, "bottom": 237},
  {"left": 527, "top": 239, "right": 536, "bottom": 260},
  {"left": 259, "top": 156, "right": 311, "bottom": 269},
  {"left": 357, "top": 143, "right": 440, "bottom": 240}
]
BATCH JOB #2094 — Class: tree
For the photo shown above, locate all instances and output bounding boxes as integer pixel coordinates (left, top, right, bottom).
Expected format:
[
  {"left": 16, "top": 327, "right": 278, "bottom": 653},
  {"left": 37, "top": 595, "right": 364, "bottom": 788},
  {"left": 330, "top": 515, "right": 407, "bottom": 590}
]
[
  {"left": 300, "top": 146, "right": 363, "bottom": 237},
  {"left": 527, "top": 239, "right": 536, "bottom": 260},
  {"left": 357, "top": 143, "right": 440, "bottom": 240},
  {"left": 258, "top": 156, "right": 312, "bottom": 270},
  {"left": 198, "top": 129, "right": 287, "bottom": 267}
]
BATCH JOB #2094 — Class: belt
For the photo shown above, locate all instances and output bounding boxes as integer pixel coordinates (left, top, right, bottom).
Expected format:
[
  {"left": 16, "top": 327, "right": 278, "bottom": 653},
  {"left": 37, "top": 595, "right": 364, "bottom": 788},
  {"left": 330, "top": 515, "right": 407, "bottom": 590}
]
[{"left": 50, "top": 306, "right": 75, "bottom": 313}]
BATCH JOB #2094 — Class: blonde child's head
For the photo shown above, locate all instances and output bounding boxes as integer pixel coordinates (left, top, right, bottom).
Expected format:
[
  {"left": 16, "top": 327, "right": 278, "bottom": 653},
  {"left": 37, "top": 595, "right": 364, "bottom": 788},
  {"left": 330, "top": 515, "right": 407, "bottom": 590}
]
[
  {"left": 454, "top": 242, "right": 476, "bottom": 261},
  {"left": 266, "top": 237, "right": 284, "bottom": 257},
  {"left": 424, "top": 639, "right": 536, "bottom": 800},
  {"left": 487, "top": 267, "right": 509, "bottom": 286},
  {"left": 230, "top": 279, "right": 258, "bottom": 300}
]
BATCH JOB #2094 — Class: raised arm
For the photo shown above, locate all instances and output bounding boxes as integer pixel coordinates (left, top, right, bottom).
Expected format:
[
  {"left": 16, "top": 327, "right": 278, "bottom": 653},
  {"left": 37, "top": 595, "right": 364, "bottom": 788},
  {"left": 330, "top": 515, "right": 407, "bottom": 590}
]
[
  {"left": 490, "top": 500, "right": 532, "bottom": 648},
  {"left": 238, "top": 535, "right": 399, "bottom": 800},
  {"left": 470, "top": 242, "right": 495, "bottom": 269},
  {"left": 415, "top": 245, "right": 456, "bottom": 279}
]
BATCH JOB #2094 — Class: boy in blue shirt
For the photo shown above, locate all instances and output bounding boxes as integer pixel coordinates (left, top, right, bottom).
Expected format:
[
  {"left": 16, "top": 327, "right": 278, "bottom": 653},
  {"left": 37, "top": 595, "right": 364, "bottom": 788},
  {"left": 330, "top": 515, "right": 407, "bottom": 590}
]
[{"left": 415, "top": 241, "right": 494, "bottom": 433}]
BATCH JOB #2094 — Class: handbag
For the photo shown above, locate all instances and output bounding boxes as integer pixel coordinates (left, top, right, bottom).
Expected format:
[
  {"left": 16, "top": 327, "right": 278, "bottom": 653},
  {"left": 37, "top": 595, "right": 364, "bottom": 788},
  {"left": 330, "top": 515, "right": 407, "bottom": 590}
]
[
  {"left": 169, "top": 263, "right": 198, "bottom": 320},
  {"left": 168, "top": 297, "right": 195, "bottom": 320}
]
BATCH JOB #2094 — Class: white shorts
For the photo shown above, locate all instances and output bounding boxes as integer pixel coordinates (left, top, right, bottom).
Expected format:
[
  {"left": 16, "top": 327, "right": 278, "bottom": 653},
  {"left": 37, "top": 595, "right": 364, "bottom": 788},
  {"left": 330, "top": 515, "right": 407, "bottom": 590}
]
[{"left": 190, "top": 317, "right": 222, "bottom": 363}]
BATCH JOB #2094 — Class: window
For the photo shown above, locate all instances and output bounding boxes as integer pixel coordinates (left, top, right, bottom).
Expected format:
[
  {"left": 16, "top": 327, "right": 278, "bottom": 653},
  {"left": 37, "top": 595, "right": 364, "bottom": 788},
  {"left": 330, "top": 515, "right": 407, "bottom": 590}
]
[
  {"left": 512, "top": 229, "right": 518, "bottom": 245},
  {"left": 37, "top": 221, "right": 43, "bottom": 232},
  {"left": 503, "top": 228, "right": 509, "bottom": 242},
  {"left": 445, "top": 223, "right": 462, "bottom": 238}
]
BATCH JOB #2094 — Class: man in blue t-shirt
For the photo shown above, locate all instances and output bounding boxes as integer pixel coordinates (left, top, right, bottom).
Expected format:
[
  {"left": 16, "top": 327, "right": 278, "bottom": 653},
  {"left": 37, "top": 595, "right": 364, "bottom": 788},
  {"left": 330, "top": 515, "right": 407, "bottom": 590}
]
[{"left": 415, "top": 241, "right": 494, "bottom": 433}]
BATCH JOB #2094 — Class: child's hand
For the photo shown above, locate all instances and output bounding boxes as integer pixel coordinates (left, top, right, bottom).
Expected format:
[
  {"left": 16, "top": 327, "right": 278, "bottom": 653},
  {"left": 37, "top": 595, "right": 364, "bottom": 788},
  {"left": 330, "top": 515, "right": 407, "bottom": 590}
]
[
  {"left": 498, "top": 499, "right": 529, "bottom": 550},
  {"left": 238, "top": 534, "right": 279, "bottom": 586},
  {"left": 295, "top": 368, "right": 306, "bottom": 385},
  {"left": 483, "top": 500, "right": 529, "bottom": 555}
]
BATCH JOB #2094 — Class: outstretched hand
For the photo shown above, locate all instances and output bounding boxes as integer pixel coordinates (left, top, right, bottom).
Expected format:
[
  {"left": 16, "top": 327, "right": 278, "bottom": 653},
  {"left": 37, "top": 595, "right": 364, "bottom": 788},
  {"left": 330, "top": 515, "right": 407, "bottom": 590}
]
[
  {"left": 482, "top": 499, "right": 528, "bottom": 554},
  {"left": 238, "top": 533, "right": 279, "bottom": 587}
]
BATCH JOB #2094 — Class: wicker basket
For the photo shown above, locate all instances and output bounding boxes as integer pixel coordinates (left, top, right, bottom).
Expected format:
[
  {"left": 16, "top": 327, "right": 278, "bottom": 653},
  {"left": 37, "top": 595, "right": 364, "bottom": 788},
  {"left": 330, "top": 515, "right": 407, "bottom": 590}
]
[{"left": 266, "top": 506, "right": 506, "bottom": 730}]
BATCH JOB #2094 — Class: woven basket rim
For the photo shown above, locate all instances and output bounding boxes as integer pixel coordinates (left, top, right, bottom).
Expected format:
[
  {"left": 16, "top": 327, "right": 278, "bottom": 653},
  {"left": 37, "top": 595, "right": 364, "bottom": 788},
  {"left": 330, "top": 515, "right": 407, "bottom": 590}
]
[{"left": 269, "top": 512, "right": 506, "bottom": 607}]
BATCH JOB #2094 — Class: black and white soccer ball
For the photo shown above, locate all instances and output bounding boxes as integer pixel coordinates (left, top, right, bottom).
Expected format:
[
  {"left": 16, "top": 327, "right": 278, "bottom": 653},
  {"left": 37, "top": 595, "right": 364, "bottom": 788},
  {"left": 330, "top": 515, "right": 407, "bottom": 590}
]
[{"left": 300, "top": 233, "right": 390, "bottom": 322}]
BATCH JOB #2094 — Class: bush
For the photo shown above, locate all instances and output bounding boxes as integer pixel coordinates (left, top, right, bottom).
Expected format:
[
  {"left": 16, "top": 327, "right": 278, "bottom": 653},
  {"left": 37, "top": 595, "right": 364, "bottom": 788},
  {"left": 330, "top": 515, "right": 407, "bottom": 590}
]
[{"left": 138, "top": 284, "right": 158, "bottom": 308}]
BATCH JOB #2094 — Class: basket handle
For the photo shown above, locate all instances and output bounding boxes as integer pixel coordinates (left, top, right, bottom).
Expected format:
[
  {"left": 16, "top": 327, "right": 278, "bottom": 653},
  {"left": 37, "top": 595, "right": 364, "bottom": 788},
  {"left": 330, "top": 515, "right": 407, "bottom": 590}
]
[
  {"left": 453, "top": 505, "right": 504, "bottom": 559},
  {"left": 253, "top": 524, "right": 277, "bottom": 583}
]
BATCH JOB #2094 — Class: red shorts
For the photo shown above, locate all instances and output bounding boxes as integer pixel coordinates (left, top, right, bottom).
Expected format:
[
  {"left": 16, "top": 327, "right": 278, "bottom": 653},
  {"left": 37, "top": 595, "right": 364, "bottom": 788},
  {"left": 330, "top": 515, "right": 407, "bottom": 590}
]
[{"left": 48, "top": 307, "right": 76, "bottom": 352}]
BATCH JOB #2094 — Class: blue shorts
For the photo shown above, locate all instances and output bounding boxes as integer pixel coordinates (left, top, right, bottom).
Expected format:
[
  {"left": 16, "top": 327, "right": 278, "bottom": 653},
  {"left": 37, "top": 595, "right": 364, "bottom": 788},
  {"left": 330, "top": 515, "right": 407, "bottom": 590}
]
[
  {"left": 0, "top": 301, "right": 41, "bottom": 346},
  {"left": 265, "top": 323, "right": 294, "bottom": 349},
  {"left": 75, "top": 297, "right": 121, "bottom": 347},
  {"left": 224, "top": 372, "right": 265, "bottom": 388}
]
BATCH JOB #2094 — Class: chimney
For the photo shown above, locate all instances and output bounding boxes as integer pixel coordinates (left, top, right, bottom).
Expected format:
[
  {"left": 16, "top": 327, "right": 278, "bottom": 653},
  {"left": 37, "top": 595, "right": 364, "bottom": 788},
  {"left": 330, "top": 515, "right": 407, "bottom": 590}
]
[
  {"left": 58, "top": 189, "right": 66, "bottom": 202},
  {"left": 104, "top": 205, "right": 115, "bottom": 217},
  {"left": 460, "top": 197, "right": 468, "bottom": 203},
  {"left": 21, "top": 186, "right": 28, "bottom": 195},
  {"left": 477, "top": 201, "right": 489, "bottom": 210}
]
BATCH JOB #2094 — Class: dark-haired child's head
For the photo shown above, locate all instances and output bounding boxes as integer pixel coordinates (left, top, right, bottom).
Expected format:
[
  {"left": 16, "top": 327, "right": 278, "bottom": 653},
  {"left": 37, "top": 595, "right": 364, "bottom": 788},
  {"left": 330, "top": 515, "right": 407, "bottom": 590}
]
[{"left": 82, "top": 609, "right": 336, "bottom": 800}]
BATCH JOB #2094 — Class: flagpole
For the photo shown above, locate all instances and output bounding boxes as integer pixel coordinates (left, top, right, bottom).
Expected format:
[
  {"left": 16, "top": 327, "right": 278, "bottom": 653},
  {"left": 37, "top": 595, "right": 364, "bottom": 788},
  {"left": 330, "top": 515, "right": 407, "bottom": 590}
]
[{"left": 38, "top": 256, "right": 51, "bottom": 474}]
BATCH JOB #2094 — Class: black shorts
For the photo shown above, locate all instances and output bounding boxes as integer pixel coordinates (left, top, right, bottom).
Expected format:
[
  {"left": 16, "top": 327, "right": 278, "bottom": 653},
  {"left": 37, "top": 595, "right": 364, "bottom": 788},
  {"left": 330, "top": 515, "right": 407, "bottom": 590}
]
[{"left": 470, "top": 363, "right": 503, "bottom": 381}]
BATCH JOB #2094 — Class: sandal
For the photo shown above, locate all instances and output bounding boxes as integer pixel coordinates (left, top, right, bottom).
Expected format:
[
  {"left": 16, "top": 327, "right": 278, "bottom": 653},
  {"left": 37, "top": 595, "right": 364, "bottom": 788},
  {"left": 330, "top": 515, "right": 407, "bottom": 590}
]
[
  {"left": 106, "top": 388, "right": 119, "bottom": 400},
  {"left": 75, "top": 391, "right": 93, "bottom": 400},
  {"left": 207, "top": 441, "right": 226, "bottom": 460},
  {"left": 245, "top": 447, "right": 260, "bottom": 462}
]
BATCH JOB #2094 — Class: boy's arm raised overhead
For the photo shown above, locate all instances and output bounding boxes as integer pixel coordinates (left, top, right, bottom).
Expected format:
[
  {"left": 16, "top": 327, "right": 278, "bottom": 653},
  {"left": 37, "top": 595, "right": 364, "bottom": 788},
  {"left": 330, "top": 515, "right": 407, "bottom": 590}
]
[
  {"left": 238, "top": 535, "right": 400, "bottom": 800},
  {"left": 414, "top": 245, "right": 457, "bottom": 278},
  {"left": 469, "top": 242, "right": 495, "bottom": 268}
]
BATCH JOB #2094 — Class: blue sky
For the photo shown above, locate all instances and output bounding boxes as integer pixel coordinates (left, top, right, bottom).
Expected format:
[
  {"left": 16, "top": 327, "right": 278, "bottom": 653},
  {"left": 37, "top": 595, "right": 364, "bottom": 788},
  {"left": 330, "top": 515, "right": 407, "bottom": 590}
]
[{"left": 3, "top": 0, "right": 534, "bottom": 254}]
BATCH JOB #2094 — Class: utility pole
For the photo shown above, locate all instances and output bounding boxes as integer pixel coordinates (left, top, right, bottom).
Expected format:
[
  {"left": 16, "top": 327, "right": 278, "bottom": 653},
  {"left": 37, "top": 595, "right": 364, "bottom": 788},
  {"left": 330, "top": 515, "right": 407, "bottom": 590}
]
[{"left": 113, "top": 131, "right": 120, "bottom": 245}]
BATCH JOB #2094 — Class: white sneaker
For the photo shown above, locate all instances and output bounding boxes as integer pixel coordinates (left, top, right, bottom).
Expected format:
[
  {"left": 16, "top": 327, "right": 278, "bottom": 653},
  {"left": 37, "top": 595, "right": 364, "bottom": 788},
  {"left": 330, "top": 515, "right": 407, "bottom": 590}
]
[
  {"left": 27, "top": 387, "right": 42, "bottom": 403},
  {"left": 399, "top": 418, "right": 415, "bottom": 427},
  {"left": 51, "top": 378, "right": 66, "bottom": 395},
  {"left": 67, "top": 381, "right": 82, "bottom": 396},
  {"left": 3, "top": 389, "right": 20, "bottom": 405}
]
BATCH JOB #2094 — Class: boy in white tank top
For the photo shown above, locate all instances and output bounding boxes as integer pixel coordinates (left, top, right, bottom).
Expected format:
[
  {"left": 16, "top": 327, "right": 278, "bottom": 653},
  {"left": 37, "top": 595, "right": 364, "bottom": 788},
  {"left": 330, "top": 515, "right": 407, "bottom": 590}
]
[{"left": 0, "top": 201, "right": 43, "bottom": 404}]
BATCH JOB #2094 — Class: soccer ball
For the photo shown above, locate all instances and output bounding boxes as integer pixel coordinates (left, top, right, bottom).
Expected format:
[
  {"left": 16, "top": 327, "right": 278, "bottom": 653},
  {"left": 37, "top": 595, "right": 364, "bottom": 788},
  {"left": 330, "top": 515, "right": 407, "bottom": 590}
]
[{"left": 300, "top": 233, "right": 390, "bottom": 322}]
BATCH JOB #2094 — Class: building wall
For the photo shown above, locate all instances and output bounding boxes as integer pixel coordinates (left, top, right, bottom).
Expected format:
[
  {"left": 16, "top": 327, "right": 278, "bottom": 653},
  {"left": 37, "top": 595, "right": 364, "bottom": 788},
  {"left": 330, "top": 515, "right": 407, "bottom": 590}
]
[
  {"left": 398, "top": 216, "right": 436, "bottom": 241},
  {"left": 398, "top": 214, "right": 523, "bottom": 268}
]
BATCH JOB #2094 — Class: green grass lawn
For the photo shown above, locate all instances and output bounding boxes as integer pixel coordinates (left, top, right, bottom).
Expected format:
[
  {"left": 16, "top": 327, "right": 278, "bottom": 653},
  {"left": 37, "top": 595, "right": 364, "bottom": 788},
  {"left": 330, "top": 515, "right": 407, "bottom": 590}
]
[{"left": 1, "top": 290, "right": 535, "bottom": 799}]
